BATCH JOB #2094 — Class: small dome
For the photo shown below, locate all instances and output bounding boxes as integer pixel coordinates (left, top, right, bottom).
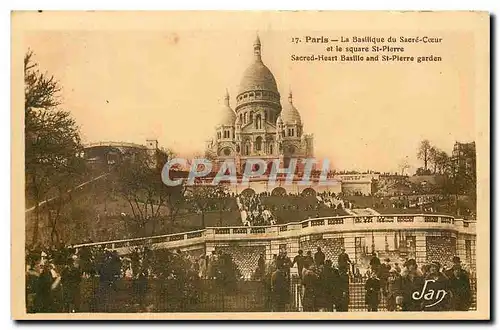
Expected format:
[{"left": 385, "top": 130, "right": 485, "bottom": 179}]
[
  {"left": 218, "top": 90, "right": 236, "bottom": 126},
  {"left": 281, "top": 91, "right": 302, "bottom": 125}
]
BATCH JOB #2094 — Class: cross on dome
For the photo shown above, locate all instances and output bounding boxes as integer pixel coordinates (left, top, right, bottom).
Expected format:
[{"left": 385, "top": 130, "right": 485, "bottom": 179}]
[
  {"left": 253, "top": 33, "right": 261, "bottom": 59},
  {"left": 224, "top": 88, "right": 230, "bottom": 106}
]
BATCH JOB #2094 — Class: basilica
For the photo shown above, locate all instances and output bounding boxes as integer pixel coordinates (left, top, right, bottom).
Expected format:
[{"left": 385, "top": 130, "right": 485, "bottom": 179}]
[{"left": 206, "top": 35, "right": 314, "bottom": 174}]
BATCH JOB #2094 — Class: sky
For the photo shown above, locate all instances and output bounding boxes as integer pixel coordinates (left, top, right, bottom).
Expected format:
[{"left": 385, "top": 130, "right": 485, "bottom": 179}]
[{"left": 24, "top": 28, "right": 476, "bottom": 174}]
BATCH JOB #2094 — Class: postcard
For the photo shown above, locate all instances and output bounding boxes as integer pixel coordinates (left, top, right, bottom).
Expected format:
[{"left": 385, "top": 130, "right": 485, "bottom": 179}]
[{"left": 11, "top": 11, "right": 490, "bottom": 320}]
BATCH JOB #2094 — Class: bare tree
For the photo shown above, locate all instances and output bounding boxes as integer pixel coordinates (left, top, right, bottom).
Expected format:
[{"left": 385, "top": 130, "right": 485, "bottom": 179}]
[
  {"left": 417, "top": 139, "right": 432, "bottom": 171},
  {"left": 187, "top": 185, "right": 220, "bottom": 228},
  {"left": 25, "top": 50, "right": 84, "bottom": 246},
  {"left": 24, "top": 50, "right": 60, "bottom": 110},
  {"left": 43, "top": 156, "right": 87, "bottom": 245},
  {"left": 435, "top": 150, "right": 450, "bottom": 174},
  {"left": 398, "top": 157, "right": 410, "bottom": 176},
  {"left": 117, "top": 153, "right": 168, "bottom": 237},
  {"left": 164, "top": 184, "right": 187, "bottom": 229}
]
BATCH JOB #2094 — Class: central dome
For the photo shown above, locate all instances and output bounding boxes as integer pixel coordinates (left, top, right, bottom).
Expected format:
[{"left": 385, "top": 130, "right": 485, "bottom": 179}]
[
  {"left": 237, "top": 36, "right": 279, "bottom": 96},
  {"left": 238, "top": 61, "right": 279, "bottom": 95}
]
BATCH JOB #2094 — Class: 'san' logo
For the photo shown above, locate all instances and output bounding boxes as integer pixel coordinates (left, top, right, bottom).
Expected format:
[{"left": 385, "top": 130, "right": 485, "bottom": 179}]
[{"left": 412, "top": 279, "right": 447, "bottom": 308}]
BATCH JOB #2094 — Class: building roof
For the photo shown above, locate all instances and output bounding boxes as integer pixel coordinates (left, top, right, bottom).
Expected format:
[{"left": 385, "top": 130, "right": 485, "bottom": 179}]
[
  {"left": 280, "top": 91, "right": 302, "bottom": 125},
  {"left": 217, "top": 90, "right": 236, "bottom": 126},
  {"left": 237, "top": 35, "right": 279, "bottom": 96}
]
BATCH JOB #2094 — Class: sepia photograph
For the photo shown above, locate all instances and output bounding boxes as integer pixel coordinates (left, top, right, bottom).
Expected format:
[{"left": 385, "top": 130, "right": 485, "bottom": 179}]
[{"left": 11, "top": 11, "right": 490, "bottom": 320}]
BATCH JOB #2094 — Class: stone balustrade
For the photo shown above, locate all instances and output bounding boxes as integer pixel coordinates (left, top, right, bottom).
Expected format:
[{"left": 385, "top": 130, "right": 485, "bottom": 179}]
[{"left": 72, "top": 214, "right": 476, "bottom": 255}]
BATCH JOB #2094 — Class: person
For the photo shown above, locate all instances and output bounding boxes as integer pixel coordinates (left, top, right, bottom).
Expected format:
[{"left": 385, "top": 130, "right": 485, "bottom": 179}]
[
  {"left": 318, "top": 260, "right": 338, "bottom": 311},
  {"left": 423, "top": 261, "right": 450, "bottom": 311},
  {"left": 33, "top": 262, "right": 60, "bottom": 313},
  {"left": 130, "top": 248, "right": 140, "bottom": 277},
  {"left": 79, "top": 246, "right": 93, "bottom": 277},
  {"left": 369, "top": 252, "right": 381, "bottom": 274},
  {"left": 354, "top": 267, "right": 362, "bottom": 283},
  {"left": 277, "top": 251, "right": 292, "bottom": 282},
  {"left": 304, "top": 251, "right": 314, "bottom": 269},
  {"left": 444, "top": 256, "right": 466, "bottom": 279},
  {"left": 96, "top": 250, "right": 118, "bottom": 312},
  {"left": 365, "top": 271, "right": 381, "bottom": 312},
  {"left": 25, "top": 259, "right": 40, "bottom": 313},
  {"left": 301, "top": 263, "right": 318, "bottom": 312},
  {"left": 207, "top": 251, "right": 218, "bottom": 279},
  {"left": 198, "top": 255, "right": 208, "bottom": 279},
  {"left": 420, "top": 264, "right": 430, "bottom": 278},
  {"left": 448, "top": 260, "right": 472, "bottom": 311},
  {"left": 134, "top": 266, "right": 149, "bottom": 311},
  {"left": 386, "top": 269, "right": 403, "bottom": 311},
  {"left": 337, "top": 248, "right": 351, "bottom": 274},
  {"left": 267, "top": 254, "right": 278, "bottom": 276},
  {"left": 271, "top": 264, "right": 290, "bottom": 312},
  {"left": 263, "top": 256, "right": 275, "bottom": 311},
  {"left": 292, "top": 250, "right": 305, "bottom": 279},
  {"left": 401, "top": 259, "right": 424, "bottom": 311},
  {"left": 314, "top": 247, "right": 325, "bottom": 266},
  {"left": 254, "top": 253, "right": 266, "bottom": 280},
  {"left": 394, "top": 262, "right": 402, "bottom": 275},
  {"left": 61, "top": 257, "right": 82, "bottom": 313},
  {"left": 336, "top": 267, "right": 350, "bottom": 311},
  {"left": 379, "top": 258, "right": 391, "bottom": 297}
]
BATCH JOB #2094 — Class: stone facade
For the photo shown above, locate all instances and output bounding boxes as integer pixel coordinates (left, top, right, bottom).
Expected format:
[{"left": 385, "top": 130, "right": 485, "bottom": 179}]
[{"left": 75, "top": 215, "right": 477, "bottom": 278}]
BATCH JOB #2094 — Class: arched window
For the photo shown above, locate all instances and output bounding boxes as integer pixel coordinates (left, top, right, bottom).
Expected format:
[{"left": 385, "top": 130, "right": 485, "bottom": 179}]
[
  {"left": 255, "top": 136, "right": 263, "bottom": 151},
  {"left": 239, "top": 114, "right": 243, "bottom": 124},
  {"left": 256, "top": 114, "right": 262, "bottom": 129},
  {"left": 269, "top": 144, "right": 273, "bottom": 155}
]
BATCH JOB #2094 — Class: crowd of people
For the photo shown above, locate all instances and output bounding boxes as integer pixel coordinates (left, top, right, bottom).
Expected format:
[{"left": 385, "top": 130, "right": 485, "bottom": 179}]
[
  {"left": 316, "top": 191, "right": 353, "bottom": 209},
  {"left": 25, "top": 243, "right": 243, "bottom": 313},
  {"left": 25, "top": 240, "right": 473, "bottom": 313},
  {"left": 26, "top": 243, "right": 125, "bottom": 313},
  {"left": 256, "top": 247, "right": 473, "bottom": 312},
  {"left": 234, "top": 191, "right": 359, "bottom": 227},
  {"left": 184, "top": 189, "right": 238, "bottom": 214},
  {"left": 237, "top": 194, "right": 276, "bottom": 226},
  {"left": 256, "top": 248, "right": 352, "bottom": 312}
]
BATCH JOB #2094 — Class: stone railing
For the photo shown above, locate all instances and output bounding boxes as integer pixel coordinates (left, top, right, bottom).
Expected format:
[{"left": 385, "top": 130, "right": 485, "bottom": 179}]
[
  {"left": 84, "top": 141, "right": 147, "bottom": 149},
  {"left": 72, "top": 214, "right": 476, "bottom": 254}
]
